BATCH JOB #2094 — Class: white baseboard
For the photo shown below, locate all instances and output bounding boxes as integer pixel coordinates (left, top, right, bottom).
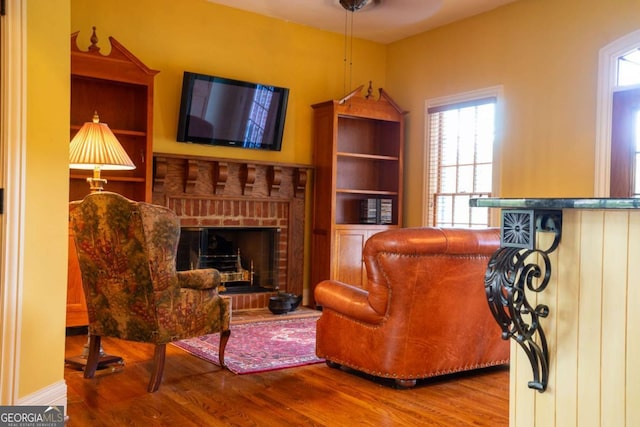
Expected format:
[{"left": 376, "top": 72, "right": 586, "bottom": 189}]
[{"left": 16, "top": 380, "right": 67, "bottom": 416}]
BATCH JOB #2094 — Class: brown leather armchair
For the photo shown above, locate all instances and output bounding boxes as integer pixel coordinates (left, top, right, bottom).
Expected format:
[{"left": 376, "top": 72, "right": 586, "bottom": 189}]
[{"left": 314, "top": 227, "right": 509, "bottom": 388}]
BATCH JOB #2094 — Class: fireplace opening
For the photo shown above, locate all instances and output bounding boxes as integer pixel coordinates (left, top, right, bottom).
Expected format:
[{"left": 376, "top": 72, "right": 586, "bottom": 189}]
[{"left": 177, "top": 227, "right": 280, "bottom": 294}]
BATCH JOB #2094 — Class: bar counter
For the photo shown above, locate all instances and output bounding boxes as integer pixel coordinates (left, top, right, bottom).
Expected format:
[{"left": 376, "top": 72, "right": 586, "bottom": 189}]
[
  {"left": 470, "top": 197, "right": 640, "bottom": 209},
  {"left": 470, "top": 198, "right": 639, "bottom": 427}
]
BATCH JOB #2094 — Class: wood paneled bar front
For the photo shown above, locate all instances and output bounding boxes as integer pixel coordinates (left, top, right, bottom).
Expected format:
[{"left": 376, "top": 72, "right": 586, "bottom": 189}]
[{"left": 470, "top": 198, "right": 640, "bottom": 427}]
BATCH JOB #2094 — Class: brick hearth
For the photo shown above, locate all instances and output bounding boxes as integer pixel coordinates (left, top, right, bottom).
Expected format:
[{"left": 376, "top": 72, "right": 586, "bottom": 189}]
[{"left": 152, "top": 153, "right": 311, "bottom": 311}]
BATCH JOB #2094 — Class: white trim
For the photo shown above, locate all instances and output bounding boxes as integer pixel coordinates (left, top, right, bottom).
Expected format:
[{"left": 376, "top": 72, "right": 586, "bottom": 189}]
[
  {"left": 17, "top": 380, "right": 67, "bottom": 417},
  {"left": 422, "top": 85, "right": 504, "bottom": 226},
  {"left": 594, "top": 29, "right": 640, "bottom": 197},
  {"left": 0, "top": 0, "right": 27, "bottom": 404},
  {"left": 425, "top": 85, "right": 503, "bottom": 110}
]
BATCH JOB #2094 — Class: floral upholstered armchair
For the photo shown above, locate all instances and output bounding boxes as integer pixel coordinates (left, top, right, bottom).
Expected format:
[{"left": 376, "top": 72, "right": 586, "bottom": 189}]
[{"left": 69, "top": 192, "right": 231, "bottom": 392}]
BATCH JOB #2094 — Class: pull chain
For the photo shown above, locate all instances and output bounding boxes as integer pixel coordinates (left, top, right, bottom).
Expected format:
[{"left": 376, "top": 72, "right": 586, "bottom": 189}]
[
  {"left": 343, "top": 10, "right": 348, "bottom": 96},
  {"left": 349, "top": 11, "right": 354, "bottom": 95},
  {"left": 343, "top": 9, "right": 356, "bottom": 97}
]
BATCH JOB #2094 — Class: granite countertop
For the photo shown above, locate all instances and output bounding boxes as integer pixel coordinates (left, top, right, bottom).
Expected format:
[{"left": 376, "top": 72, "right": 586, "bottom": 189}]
[{"left": 469, "top": 198, "right": 640, "bottom": 209}]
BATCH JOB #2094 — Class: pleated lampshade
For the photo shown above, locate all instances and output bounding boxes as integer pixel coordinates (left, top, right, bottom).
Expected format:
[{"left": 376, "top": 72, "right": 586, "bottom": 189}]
[
  {"left": 69, "top": 112, "right": 135, "bottom": 171},
  {"left": 69, "top": 112, "right": 135, "bottom": 192}
]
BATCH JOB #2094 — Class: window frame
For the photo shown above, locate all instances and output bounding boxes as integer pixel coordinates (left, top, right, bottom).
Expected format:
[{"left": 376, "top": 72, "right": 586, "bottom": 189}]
[
  {"left": 422, "top": 86, "right": 503, "bottom": 227},
  {"left": 595, "top": 29, "right": 640, "bottom": 197}
]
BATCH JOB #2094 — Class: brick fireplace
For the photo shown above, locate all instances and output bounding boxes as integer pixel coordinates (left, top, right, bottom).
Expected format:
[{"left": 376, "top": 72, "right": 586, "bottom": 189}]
[{"left": 152, "top": 153, "right": 311, "bottom": 311}]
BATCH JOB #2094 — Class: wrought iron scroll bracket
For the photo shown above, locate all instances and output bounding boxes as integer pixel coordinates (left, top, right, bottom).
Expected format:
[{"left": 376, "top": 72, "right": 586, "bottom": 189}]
[{"left": 484, "top": 209, "right": 562, "bottom": 392}]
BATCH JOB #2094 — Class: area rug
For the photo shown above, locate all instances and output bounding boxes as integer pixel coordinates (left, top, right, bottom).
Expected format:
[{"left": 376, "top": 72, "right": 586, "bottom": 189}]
[{"left": 172, "top": 317, "right": 324, "bottom": 374}]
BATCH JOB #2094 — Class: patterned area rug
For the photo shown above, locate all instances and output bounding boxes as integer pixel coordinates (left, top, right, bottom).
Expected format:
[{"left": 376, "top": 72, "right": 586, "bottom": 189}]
[{"left": 173, "top": 317, "right": 324, "bottom": 374}]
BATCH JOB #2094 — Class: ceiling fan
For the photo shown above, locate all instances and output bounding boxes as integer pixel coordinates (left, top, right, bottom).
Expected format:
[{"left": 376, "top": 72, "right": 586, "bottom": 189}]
[{"left": 338, "top": 0, "right": 381, "bottom": 12}]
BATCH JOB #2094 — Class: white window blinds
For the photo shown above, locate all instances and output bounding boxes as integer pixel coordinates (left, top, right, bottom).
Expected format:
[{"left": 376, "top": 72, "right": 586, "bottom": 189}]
[{"left": 427, "top": 96, "right": 496, "bottom": 227}]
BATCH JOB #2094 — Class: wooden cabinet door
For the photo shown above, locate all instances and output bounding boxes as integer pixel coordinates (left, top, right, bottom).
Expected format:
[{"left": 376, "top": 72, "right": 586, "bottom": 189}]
[
  {"left": 334, "top": 228, "right": 368, "bottom": 287},
  {"left": 333, "top": 227, "right": 394, "bottom": 287}
]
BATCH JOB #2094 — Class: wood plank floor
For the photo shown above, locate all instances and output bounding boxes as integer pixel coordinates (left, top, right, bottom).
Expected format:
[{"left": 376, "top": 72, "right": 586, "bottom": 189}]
[{"left": 65, "top": 312, "right": 509, "bottom": 426}]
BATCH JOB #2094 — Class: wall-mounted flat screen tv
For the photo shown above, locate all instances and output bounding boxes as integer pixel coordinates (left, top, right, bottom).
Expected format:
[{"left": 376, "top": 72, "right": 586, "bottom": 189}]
[{"left": 176, "top": 71, "right": 289, "bottom": 151}]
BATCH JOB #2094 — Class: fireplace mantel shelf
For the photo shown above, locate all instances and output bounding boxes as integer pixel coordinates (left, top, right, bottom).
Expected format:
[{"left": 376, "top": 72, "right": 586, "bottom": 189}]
[
  {"left": 154, "top": 152, "right": 312, "bottom": 169},
  {"left": 153, "top": 153, "right": 312, "bottom": 198}
]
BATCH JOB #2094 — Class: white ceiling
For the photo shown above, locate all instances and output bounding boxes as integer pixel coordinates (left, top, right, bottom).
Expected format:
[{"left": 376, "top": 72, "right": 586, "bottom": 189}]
[{"left": 206, "top": 0, "right": 519, "bottom": 44}]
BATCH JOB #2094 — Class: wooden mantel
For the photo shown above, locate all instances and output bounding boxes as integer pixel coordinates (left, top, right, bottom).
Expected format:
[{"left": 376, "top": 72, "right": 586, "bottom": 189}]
[{"left": 152, "top": 153, "right": 310, "bottom": 198}]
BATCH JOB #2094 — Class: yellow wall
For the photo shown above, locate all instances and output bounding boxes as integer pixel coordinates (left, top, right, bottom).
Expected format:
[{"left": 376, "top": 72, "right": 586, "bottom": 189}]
[
  {"left": 21, "top": 0, "right": 70, "bottom": 397},
  {"left": 387, "top": 0, "right": 640, "bottom": 226},
  {"left": 70, "top": 0, "right": 387, "bottom": 166}
]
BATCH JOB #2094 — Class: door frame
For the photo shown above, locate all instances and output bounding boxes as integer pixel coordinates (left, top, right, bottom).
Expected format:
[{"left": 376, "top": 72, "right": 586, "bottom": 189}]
[
  {"left": 594, "top": 29, "right": 640, "bottom": 196},
  {"left": 0, "top": 0, "right": 27, "bottom": 404}
]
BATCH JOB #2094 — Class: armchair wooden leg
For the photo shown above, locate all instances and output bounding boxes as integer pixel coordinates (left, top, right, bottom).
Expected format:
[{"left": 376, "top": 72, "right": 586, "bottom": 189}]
[
  {"left": 218, "top": 329, "right": 231, "bottom": 367},
  {"left": 83, "top": 335, "right": 102, "bottom": 379},
  {"left": 148, "top": 344, "right": 166, "bottom": 393}
]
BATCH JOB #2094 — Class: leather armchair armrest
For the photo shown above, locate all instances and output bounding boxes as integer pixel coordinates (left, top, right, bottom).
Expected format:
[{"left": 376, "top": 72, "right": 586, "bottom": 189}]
[
  {"left": 176, "top": 269, "right": 222, "bottom": 291},
  {"left": 315, "top": 280, "right": 385, "bottom": 325}
]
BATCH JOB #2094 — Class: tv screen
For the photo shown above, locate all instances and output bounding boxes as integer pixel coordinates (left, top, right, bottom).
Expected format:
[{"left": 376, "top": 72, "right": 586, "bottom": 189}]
[{"left": 176, "top": 72, "right": 289, "bottom": 151}]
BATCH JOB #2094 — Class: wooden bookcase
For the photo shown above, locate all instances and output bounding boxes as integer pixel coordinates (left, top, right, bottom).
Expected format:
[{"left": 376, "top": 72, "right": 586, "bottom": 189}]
[
  {"left": 66, "top": 28, "right": 158, "bottom": 327},
  {"left": 310, "top": 85, "right": 406, "bottom": 304}
]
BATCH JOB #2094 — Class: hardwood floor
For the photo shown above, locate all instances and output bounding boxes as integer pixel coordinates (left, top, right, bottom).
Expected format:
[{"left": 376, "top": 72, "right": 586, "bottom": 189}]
[{"left": 65, "top": 313, "right": 509, "bottom": 426}]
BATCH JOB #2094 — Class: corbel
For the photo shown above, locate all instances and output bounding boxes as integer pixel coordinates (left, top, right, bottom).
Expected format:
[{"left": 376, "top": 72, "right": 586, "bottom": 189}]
[
  {"left": 294, "top": 168, "right": 308, "bottom": 198},
  {"left": 267, "top": 166, "right": 282, "bottom": 196},
  {"left": 484, "top": 209, "right": 562, "bottom": 392},
  {"left": 239, "top": 163, "right": 256, "bottom": 196},
  {"left": 153, "top": 156, "right": 167, "bottom": 193},
  {"left": 212, "top": 161, "right": 228, "bottom": 195},
  {"left": 184, "top": 159, "right": 199, "bottom": 194}
]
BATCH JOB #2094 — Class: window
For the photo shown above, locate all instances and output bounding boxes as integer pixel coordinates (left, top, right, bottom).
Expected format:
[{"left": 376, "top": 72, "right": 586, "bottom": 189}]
[
  {"left": 617, "top": 48, "right": 640, "bottom": 86},
  {"left": 595, "top": 29, "right": 640, "bottom": 196},
  {"left": 425, "top": 90, "right": 499, "bottom": 228},
  {"left": 609, "top": 48, "right": 640, "bottom": 197}
]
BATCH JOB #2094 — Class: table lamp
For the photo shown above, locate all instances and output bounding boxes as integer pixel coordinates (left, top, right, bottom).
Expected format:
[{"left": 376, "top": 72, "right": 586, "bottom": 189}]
[{"left": 69, "top": 111, "right": 135, "bottom": 192}]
